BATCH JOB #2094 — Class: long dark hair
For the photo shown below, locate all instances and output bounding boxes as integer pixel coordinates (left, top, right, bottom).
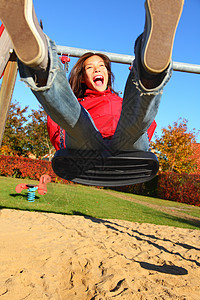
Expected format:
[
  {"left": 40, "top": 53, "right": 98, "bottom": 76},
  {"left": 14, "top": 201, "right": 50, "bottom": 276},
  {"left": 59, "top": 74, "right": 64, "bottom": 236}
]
[{"left": 69, "top": 52, "right": 116, "bottom": 98}]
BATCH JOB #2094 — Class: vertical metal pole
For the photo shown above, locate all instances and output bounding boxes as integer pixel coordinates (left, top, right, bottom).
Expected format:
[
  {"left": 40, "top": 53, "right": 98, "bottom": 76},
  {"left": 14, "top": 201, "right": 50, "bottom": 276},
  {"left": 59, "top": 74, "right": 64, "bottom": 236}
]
[{"left": 0, "top": 54, "right": 18, "bottom": 147}]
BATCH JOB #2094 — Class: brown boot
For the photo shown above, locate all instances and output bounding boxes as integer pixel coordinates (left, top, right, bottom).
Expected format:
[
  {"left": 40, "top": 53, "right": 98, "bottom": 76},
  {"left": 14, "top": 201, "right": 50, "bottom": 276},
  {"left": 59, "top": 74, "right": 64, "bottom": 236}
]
[
  {"left": 0, "top": 0, "right": 48, "bottom": 69},
  {"left": 141, "top": 0, "right": 184, "bottom": 74}
]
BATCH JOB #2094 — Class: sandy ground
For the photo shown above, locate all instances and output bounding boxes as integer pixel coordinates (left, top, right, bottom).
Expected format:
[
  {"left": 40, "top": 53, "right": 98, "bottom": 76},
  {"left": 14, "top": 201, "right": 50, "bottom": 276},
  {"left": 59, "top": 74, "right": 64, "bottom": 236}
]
[{"left": 0, "top": 209, "right": 200, "bottom": 300}]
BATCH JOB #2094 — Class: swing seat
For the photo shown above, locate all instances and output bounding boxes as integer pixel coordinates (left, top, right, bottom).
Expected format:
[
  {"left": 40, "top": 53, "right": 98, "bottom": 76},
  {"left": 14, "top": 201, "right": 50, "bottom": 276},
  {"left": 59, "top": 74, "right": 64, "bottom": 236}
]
[{"left": 52, "top": 149, "right": 159, "bottom": 187}]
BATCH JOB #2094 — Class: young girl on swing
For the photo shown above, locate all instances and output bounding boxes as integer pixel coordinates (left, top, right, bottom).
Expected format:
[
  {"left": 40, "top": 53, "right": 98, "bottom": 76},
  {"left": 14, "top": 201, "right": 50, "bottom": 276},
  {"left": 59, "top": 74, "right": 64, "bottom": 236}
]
[{"left": 0, "top": 0, "right": 184, "bottom": 155}]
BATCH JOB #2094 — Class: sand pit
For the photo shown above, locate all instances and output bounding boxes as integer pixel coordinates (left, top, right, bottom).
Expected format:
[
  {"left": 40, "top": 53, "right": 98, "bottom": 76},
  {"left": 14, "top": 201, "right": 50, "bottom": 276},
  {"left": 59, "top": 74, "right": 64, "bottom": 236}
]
[{"left": 0, "top": 209, "right": 199, "bottom": 299}]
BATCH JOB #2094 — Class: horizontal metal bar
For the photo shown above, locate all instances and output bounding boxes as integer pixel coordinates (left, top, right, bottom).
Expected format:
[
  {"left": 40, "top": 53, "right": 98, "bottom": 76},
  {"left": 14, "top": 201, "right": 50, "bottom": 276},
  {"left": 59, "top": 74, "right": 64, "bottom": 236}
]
[
  {"left": 172, "top": 61, "right": 200, "bottom": 74},
  {"left": 57, "top": 45, "right": 134, "bottom": 65},
  {"left": 57, "top": 45, "right": 200, "bottom": 74}
]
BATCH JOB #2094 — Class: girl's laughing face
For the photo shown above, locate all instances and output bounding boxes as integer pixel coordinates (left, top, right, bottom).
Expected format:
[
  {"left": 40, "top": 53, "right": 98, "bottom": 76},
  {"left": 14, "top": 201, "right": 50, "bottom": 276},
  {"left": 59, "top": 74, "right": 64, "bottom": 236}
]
[{"left": 82, "top": 55, "right": 109, "bottom": 92}]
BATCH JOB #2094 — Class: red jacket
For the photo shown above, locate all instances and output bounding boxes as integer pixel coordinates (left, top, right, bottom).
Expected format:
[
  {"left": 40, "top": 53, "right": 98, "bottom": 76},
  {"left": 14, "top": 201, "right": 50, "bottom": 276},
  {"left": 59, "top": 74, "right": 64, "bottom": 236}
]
[
  {"left": 78, "top": 88, "right": 123, "bottom": 139},
  {"left": 47, "top": 88, "right": 157, "bottom": 150}
]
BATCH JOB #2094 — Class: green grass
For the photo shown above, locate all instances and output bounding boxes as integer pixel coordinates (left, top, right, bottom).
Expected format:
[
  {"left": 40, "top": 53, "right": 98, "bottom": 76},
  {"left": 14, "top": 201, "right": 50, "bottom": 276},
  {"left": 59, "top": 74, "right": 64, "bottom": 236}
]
[
  {"left": 0, "top": 176, "right": 200, "bottom": 230},
  {"left": 126, "top": 193, "right": 200, "bottom": 219}
]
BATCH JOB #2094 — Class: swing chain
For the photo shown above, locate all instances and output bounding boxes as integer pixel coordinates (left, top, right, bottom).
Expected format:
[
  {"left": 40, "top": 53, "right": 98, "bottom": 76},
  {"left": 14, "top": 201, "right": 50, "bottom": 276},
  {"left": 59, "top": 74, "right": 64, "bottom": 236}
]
[
  {"left": 64, "top": 60, "right": 69, "bottom": 73},
  {"left": 60, "top": 54, "right": 70, "bottom": 73},
  {"left": 60, "top": 128, "right": 64, "bottom": 149}
]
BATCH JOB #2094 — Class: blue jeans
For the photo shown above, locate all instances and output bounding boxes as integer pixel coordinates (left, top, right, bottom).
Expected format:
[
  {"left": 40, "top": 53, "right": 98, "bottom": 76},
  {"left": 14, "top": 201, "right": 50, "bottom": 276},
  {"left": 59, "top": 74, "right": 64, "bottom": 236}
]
[{"left": 18, "top": 35, "right": 172, "bottom": 154}]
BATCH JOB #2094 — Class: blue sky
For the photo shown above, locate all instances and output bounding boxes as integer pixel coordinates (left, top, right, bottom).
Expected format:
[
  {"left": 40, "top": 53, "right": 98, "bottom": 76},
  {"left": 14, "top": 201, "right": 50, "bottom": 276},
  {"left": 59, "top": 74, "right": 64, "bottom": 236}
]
[{"left": 1, "top": 0, "right": 200, "bottom": 142}]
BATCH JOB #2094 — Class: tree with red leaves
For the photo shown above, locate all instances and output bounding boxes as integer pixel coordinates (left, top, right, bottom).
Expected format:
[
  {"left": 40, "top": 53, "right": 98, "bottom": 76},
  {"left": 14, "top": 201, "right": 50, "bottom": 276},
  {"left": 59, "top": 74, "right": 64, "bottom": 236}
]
[{"left": 151, "top": 119, "right": 199, "bottom": 174}]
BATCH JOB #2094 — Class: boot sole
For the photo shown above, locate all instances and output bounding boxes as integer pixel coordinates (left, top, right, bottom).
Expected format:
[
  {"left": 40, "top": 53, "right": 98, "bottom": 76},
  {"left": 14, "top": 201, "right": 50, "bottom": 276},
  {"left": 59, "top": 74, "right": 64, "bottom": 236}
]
[
  {"left": 0, "top": 0, "right": 46, "bottom": 67},
  {"left": 142, "top": 0, "right": 184, "bottom": 73}
]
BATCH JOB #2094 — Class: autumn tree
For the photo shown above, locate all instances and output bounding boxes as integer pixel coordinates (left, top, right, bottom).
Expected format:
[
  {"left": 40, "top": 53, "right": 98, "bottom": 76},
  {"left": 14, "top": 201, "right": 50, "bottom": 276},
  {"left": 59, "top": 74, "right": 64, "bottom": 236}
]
[
  {"left": 151, "top": 119, "right": 198, "bottom": 174},
  {"left": 25, "top": 106, "right": 54, "bottom": 159},
  {"left": 1, "top": 100, "right": 54, "bottom": 158},
  {"left": 1, "top": 100, "right": 28, "bottom": 156}
]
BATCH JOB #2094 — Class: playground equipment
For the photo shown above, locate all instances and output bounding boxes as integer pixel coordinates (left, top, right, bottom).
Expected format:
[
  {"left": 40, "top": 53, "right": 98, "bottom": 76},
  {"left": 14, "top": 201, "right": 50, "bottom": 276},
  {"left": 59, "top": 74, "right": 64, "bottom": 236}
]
[
  {"left": 15, "top": 174, "right": 51, "bottom": 202},
  {"left": 52, "top": 149, "right": 159, "bottom": 187},
  {"left": 57, "top": 45, "right": 200, "bottom": 75},
  {"left": 1, "top": 24, "right": 200, "bottom": 186}
]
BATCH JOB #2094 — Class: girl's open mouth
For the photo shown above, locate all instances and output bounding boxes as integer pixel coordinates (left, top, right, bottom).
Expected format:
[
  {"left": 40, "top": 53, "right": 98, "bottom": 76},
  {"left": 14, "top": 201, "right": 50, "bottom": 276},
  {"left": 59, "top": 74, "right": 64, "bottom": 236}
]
[{"left": 93, "top": 75, "right": 104, "bottom": 86}]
